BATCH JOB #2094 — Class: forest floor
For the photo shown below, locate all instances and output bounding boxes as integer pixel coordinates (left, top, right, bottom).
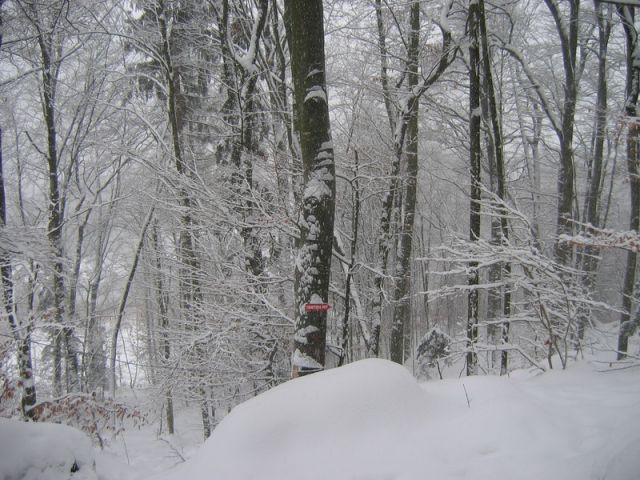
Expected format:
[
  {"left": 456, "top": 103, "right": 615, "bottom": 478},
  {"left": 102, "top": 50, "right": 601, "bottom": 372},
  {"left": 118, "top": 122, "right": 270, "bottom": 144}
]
[{"left": 92, "top": 345, "right": 640, "bottom": 480}]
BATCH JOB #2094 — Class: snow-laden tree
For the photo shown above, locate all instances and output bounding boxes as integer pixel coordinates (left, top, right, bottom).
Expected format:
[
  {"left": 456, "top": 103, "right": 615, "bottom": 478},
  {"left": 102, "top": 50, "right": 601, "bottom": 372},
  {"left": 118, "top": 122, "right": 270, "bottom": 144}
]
[{"left": 285, "top": 0, "right": 336, "bottom": 377}]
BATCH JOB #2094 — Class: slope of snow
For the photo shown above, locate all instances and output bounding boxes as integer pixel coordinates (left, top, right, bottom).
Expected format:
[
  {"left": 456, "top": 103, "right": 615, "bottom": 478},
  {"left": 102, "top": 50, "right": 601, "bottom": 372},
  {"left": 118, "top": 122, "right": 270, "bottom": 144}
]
[
  {"left": 0, "top": 418, "right": 97, "bottom": 480},
  {"left": 150, "top": 358, "right": 640, "bottom": 480}
]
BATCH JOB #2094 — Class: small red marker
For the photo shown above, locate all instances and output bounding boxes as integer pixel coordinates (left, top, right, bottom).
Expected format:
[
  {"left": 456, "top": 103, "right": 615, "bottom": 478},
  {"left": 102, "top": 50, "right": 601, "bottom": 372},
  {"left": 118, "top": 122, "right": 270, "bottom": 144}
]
[{"left": 304, "top": 303, "right": 331, "bottom": 312}]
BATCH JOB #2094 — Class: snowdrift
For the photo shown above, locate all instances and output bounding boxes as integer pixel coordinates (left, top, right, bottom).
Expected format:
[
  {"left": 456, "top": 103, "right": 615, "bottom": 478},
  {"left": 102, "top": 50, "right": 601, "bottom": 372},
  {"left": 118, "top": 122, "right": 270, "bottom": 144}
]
[
  {"left": 155, "top": 358, "right": 640, "bottom": 480},
  {"left": 159, "top": 359, "right": 427, "bottom": 480},
  {"left": 0, "top": 418, "right": 96, "bottom": 480}
]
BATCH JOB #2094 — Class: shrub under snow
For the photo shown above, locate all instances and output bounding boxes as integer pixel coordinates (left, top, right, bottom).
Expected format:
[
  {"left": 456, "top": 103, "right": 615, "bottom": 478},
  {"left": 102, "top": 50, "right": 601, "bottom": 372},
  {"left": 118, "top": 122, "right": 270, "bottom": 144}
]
[{"left": 0, "top": 418, "right": 96, "bottom": 480}]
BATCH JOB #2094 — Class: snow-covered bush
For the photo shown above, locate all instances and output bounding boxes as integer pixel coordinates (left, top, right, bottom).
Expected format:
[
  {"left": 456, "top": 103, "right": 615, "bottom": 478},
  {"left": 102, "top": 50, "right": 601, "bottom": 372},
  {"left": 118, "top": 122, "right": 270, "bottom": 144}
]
[
  {"left": 416, "top": 327, "right": 452, "bottom": 379},
  {"left": 30, "top": 394, "right": 146, "bottom": 448},
  {"left": 0, "top": 418, "right": 97, "bottom": 480}
]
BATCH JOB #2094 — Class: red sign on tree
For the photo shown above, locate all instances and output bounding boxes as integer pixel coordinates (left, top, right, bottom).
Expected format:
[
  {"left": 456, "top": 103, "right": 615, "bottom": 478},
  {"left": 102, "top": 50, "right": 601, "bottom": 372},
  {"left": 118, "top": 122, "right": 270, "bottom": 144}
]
[{"left": 304, "top": 303, "right": 331, "bottom": 312}]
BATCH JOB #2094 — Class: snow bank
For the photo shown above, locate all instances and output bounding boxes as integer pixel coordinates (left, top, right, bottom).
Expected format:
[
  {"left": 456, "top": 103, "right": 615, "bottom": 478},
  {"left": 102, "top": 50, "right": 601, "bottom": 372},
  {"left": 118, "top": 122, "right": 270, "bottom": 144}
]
[
  {"left": 0, "top": 418, "right": 96, "bottom": 480},
  {"left": 153, "top": 358, "right": 640, "bottom": 480},
  {"left": 158, "top": 359, "right": 428, "bottom": 480}
]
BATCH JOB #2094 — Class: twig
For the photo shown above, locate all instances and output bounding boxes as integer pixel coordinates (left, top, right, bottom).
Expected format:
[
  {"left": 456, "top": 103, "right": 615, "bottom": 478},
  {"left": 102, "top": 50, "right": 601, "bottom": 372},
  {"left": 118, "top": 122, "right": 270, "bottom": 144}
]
[
  {"left": 159, "top": 438, "right": 186, "bottom": 463},
  {"left": 462, "top": 383, "right": 471, "bottom": 408}
]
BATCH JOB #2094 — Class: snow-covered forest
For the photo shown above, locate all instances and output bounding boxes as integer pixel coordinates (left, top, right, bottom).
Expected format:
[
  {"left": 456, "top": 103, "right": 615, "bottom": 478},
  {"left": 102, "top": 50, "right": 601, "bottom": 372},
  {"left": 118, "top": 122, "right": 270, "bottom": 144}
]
[{"left": 1, "top": 0, "right": 640, "bottom": 478}]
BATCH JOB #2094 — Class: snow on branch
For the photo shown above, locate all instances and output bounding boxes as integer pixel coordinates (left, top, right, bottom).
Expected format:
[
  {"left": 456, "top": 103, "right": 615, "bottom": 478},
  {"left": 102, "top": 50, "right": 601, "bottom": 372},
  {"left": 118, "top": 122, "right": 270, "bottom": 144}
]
[
  {"left": 559, "top": 225, "right": 640, "bottom": 253},
  {"left": 497, "top": 43, "right": 562, "bottom": 136},
  {"left": 229, "top": 0, "right": 269, "bottom": 75}
]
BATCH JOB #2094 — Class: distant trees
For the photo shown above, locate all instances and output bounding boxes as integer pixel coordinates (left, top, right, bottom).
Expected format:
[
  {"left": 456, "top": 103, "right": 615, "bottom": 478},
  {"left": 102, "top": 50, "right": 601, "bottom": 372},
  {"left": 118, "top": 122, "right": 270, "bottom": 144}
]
[
  {"left": 372, "top": 0, "right": 456, "bottom": 363},
  {"left": 1, "top": 0, "right": 131, "bottom": 415}
]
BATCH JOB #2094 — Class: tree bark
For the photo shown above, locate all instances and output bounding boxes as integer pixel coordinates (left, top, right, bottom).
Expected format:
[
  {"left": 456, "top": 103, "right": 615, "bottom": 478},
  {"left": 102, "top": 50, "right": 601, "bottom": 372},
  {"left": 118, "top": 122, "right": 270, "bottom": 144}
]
[
  {"left": 390, "top": 1, "right": 420, "bottom": 365},
  {"left": 150, "top": 223, "right": 174, "bottom": 434},
  {"left": 478, "top": 0, "right": 511, "bottom": 374},
  {"left": 616, "top": 5, "right": 640, "bottom": 359},
  {"left": 467, "top": 0, "right": 482, "bottom": 376},
  {"left": 30, "top": 1, "right": 76, "bottom": 395},
  {"left": 338, "top": 152, "right": 361, "bottom": 366},
  {"left": 578, "top": 3, "right": 612, "bottom": 341},
  {"left": 0, "top": 126, "right": 37, "bottom": 418},
  {"left": 285, "top": 0, "right": 336, "bottom": 377},
  {"left": 544, "top": 0, "right": 580, "bottom": 267}
]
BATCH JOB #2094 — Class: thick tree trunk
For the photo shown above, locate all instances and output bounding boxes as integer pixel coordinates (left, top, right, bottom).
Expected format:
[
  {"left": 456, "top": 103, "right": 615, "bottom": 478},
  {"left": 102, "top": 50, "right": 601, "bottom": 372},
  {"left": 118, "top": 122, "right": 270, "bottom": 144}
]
[
  {"left": 285, "top": 0, "right": 336, "bottom": 377},
  {"left": 617, "top": 5, "right": 640, "bottom": 359}
]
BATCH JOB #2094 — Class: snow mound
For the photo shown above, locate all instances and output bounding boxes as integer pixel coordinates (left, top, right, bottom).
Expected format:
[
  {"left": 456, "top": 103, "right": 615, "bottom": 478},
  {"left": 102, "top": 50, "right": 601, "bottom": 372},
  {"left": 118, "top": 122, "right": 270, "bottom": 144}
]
[
  {"left": 601, "top": 437, "right": 640, "bottom": 480},
  {"left": 159, "top": 359, "right": 428, "bottom": 480},
  {"left": 0, "top": 418, "right": 96, "bottom": 480},
  {"left": 154, "top": 358, "right": 640, "bottom": 480}
]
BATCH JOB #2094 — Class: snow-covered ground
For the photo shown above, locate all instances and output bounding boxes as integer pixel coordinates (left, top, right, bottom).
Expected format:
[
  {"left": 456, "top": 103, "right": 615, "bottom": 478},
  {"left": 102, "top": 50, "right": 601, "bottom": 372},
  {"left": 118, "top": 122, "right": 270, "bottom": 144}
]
[
  {"left": 0, "top": 418, "right": 97, "bottom": 480},
  {"left": 106, "top": 356, "right": 639, "bottom": 480},
  {"left": 4, "top": 356, "right": 639, "bottom": 480}
]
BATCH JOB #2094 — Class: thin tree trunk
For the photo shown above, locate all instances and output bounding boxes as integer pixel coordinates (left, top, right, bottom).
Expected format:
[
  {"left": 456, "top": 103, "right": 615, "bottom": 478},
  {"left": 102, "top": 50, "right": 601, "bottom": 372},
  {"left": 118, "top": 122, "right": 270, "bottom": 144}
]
[
  {"left": 578, "top": 3, "right": 612, "bottom": 341},
  {"left": 0, "top": 126, "right": 37, "bottom": 418},
  {"left": 339, "top": 151, "right": 361, "bottom": 366},
  {"left": 33, "top": 8, "right": 71, "bottom": 396},
  {"left": 151, "top": 224, "right": 174, "bottom": 435},
  {"left": 467, "top": 0, "right": 482, "bottom": 376},
  {"left": 67, "top": 206, "right": 87, "bottom": 391},
  {"left": 227, "top": 0, "right": 269, "bottom": 284},
  {"left": 372, "top": 0, "right": 455, "bottom": 359},
  {"left": 109, "top": 207, "right": 155, "bottom": 397},
  {"left": 545, "top": 0, "right": 580, "bottom": 267},
  {"left": 265, "top": 0, "right": 296, "bottom": 214},
  {"left": 478, "top": 0, "right": 511, "bottom": 374},
  {"left": 390, "top": 1, "right": 420, "bottom": 365},
  {"left": 370, "top": 0, "right": 400, "bottom": 357},
  {"left": 156, "top": 1, "right": 208, "bottom": 435}
]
